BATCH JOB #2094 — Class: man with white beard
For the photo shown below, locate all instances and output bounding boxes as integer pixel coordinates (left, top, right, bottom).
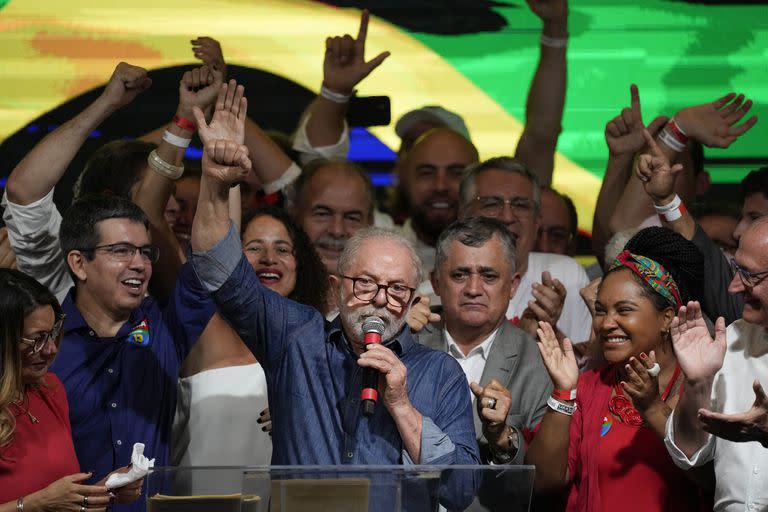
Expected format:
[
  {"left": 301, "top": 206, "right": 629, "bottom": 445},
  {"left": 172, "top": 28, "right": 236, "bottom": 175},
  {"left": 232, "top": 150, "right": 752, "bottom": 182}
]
[{"left": 187, "top": 138, "right": 480, "bottom": 472}]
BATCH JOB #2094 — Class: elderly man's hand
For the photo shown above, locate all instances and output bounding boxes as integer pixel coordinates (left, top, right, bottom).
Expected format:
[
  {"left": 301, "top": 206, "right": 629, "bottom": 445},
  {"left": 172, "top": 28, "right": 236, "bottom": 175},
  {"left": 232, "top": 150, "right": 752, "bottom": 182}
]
[
  {"left": 470, "top": 379, "right": 513, "bottom": 452},
  {"left": 698, "top": 380, "right": 768, "bottom": 447},
  {"left": 357, "top": 343, "right": 411, "bottom": 413}
]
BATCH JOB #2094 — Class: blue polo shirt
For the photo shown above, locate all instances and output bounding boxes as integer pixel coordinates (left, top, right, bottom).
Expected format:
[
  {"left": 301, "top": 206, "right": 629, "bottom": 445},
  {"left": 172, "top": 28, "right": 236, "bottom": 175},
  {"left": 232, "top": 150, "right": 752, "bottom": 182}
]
[{"left": 51, "top": 262, "right": 215, "bottom": 511}]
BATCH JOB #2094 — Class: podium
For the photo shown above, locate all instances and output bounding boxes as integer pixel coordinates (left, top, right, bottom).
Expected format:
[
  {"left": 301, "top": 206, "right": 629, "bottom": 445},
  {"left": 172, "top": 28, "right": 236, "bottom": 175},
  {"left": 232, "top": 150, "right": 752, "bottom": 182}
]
[{"left": 145, "top": 465, "right": 535, "bottom": 512}]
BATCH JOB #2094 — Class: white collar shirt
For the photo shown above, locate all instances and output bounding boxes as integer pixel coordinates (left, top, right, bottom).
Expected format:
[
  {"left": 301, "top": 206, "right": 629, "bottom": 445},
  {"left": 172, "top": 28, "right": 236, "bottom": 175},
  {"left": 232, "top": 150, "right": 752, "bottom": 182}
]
[{"left": 445, "top": 327, "right": 500, "bottom": 388}]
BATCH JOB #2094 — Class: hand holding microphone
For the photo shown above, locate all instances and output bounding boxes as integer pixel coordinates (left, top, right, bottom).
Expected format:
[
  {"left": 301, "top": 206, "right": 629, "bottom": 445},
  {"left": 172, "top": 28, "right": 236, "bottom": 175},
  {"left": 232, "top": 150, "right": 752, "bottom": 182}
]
[{"left": 361, "top": 316, "right": 385, "bottom": 416}]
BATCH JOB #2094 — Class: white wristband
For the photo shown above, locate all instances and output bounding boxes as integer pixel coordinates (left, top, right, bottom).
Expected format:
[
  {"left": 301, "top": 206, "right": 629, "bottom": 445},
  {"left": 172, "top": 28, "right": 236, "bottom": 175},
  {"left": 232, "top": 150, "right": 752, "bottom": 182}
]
[
  {"left": 653, "top": 194, "right": 682, "bottom": 214},
  {"left": 540, "top": 34, "right": 568, "bottom": 48},
  {"left": 658, "top": 128, "right": 685, "bottom": 152},
  {"left": 320, "top": 85, "right": 351, "bottom": 104},
  {"left": 547, "top": 395, "right": 577, "bottom": 416},
  {"left": 147, "top": 150, "right": 185, "bottom": 180},
  {"left": 162, "top": 130, "right": 192, "bottom": 149}
]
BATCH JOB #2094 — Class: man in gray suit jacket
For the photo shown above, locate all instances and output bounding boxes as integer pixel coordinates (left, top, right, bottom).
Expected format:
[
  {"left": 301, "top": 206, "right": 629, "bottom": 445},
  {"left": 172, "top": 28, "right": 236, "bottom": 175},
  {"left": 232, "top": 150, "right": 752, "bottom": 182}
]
[{"left": 418, "top": 217, "right": 552, "bottom": 467}]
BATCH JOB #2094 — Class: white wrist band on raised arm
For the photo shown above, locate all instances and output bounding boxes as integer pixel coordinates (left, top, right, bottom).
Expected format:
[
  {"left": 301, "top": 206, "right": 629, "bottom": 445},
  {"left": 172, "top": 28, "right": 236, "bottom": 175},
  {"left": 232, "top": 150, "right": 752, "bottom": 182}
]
[
  {"left": 540, "top": 34, "right": 568, "bottom": 48},
  {"left": 148, "top": 150, "right": 185, "bottom": 180},
  {"left": 654, "top": 194, "right": 687, "bottom": 222},
  {"left": 320, "top": 85, "right": 351, "bottom": 104},
  {"left": 547, "top": 395, "right": 577, "bottom": 416},
  {"left": 162, "top": 130, "right": 192, "bottom": 149}
]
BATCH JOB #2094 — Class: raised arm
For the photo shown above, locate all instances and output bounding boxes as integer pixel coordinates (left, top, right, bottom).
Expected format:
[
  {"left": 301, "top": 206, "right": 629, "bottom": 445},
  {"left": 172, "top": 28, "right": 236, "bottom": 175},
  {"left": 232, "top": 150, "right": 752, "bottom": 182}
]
[
  {"left": 5, "top": 63, "right": 151, "bottom": 205},
  {"left": 592, "top": 84, "right": 667, "bottom": 259},
  {"left": 513, "top": 0, "right": 568, "bottom": 185},
  {"left": 295, "top": 9, "right": 389, "bottom": 159},
  {"left": 133, "top": 65, "right": 222, "bottom": 300}
]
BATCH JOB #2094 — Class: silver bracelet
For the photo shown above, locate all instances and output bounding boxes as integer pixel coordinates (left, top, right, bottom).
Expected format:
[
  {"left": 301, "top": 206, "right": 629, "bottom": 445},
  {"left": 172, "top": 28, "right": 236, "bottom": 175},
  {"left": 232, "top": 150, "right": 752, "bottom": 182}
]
[
  {"left": 147, "top": 149, "right": 185, "bottom": 180},
  {"left": 16, "top": 497, "right": 24, "bottom": 511},
  {"left": 540, "top": 34, "right": 568, "bottom": 48},
  {"left": 320, "top": 85, "right": 351, "bottom": 104}
]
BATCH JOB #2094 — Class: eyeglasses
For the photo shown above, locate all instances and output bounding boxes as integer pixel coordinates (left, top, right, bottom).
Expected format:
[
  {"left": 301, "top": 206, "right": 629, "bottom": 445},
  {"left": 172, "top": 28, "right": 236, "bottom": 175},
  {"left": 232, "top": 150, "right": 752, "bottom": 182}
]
[
  {"left": 730, "top": 259, "right": 768, "bottom": 287},
  {"left": 341, "top": 275, "right": 415, "bottom": 307},
  {"left": 473, "top": 196, "right": 535, "bottom": 218},
  {"left": 20, "top": 315, "right": 65, "bottom": 354},
  {"left": 538, "top": 226, "right": 572, "bottom": 245},
  {"left": 81, "top": 243, "right": 160, "bottom": 263}
]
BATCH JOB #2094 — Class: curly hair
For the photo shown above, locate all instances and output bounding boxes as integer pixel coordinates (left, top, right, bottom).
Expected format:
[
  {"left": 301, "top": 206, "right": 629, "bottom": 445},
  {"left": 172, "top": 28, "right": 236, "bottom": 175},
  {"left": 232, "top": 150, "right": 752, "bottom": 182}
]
[
  {"left": 609, "top": 226, "right": 704, "bottom": 311},
  {"left": 241, "top": 206, "right": 329, "bottom": 313}
]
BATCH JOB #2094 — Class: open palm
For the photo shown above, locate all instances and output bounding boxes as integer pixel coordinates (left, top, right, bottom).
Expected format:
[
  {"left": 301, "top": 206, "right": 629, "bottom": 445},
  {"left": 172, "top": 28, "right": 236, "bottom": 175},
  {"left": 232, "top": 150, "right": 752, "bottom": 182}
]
[
  {"left": 193, "top": 79, "right": 246, "bottom": 145},
  {"left": 536, "top": 321, "right": 579, "bottom": 390},
  {"left": 670, "top": 301, "right": 727, "bottom": 382}
]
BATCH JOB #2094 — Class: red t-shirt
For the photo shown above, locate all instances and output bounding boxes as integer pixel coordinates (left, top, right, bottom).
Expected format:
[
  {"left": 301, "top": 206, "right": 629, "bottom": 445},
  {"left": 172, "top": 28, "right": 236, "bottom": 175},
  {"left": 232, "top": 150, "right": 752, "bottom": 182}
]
[{"left": 0, "top": 374, "right": 80, "bottom": 502}]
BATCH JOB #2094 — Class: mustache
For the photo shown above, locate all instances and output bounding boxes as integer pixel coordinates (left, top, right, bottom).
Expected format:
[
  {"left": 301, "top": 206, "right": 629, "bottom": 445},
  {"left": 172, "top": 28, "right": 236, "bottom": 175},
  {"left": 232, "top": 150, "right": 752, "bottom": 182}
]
[{"left": 315, "top": 234, "right": 347, "bottom": 251}]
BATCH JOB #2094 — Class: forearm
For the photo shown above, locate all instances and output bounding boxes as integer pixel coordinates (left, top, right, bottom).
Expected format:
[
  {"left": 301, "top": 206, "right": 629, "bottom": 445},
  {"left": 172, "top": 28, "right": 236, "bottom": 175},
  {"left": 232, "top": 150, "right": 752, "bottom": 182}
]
[
  {"left": 392, "top": 403, "right": 423, "bottom": 464},
  {"left": 642, "top": 401, "right": 673, "bottom": 440},
  {"left": 244, "top": 118, "right": 294, "bottom": 185},
  {"left": 6, "top": 96, "right": 115, "bottom": 204},
  {"left": 525, "top": 409, "right": 571, "bottom": 492},
  {"left": 514, "top": 20, "right": 567, "bottom": 185},
  {"left": 592, "top": 154, "right": 633, "bottom": 258},
  {"left": 191, "top": 176, "right": 232, "bottom": 253},
  {"left": 608, "top": 161, "right": 655, "bottom": 234},
  {"left": 304, "top": 95, "right": 348, "bottom": 148},
  {"left": 673, "top": 379, "right": 714, "bottom": 458}
]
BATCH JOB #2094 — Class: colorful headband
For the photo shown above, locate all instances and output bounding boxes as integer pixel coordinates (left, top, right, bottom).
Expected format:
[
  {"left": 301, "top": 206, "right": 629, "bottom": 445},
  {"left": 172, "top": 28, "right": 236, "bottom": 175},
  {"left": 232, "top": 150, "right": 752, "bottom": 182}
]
[{"left": 610, "top": 250, "right": 682, "bottom": 308}]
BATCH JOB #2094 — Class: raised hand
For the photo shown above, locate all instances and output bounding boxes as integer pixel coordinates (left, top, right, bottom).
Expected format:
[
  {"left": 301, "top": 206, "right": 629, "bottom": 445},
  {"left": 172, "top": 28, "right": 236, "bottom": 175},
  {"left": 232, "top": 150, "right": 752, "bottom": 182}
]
[
  {"left": 178, "top": 65, "right": 224, "bottom": 121},
  {"left": 636, "top": 129, "right": 684, "bottom": 203},
  {"left": 605, "top": 84, "right": 668, "bottom": 157},
  {"left": 322, "top": 9, "right": 390, "bottom": 95},
  {"left": 202, "top": 140, "right": 252, "bottom": 186},
  {"left": 193, "top": 80, "right": 247, "bottom": 145},
  {"left": 622, "top": 351, "right": 664, "bottom": 415},
  {"left": 698, "top": 379, "right": 768, "bottom": 447},
  {"left": 526, "top": 0, "right": 568, "bottom": 26},
  {"left": 100, "top": 62, "right": 152, "bottom": 109},
  {"left": 670, "top": 301, "right": 727, "bottom": 383},
  {"left": 675, "top": 92, "right": 758, "bottom": 148},
  {"left": 406, "top": 295, "right": 441, "bottom": 332},
  {"left": 523, "top": 272, "right": 567, "bottom": 330},
  {"left": 192, "top": 36, "right": 227, "bottom": 76},
  {"left": 536, "top": 321, "right": 578, "bottom": 390}
]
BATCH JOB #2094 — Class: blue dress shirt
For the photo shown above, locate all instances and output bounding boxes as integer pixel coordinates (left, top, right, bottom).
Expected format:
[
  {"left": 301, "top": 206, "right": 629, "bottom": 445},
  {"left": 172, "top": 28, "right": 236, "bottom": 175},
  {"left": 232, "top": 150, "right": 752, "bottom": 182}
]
[
  {"left": 51, "top": 263, "right": 216, "bottom": 511},
  {"left": 189, "top": 223, "right": 480, "bottom": 468}
]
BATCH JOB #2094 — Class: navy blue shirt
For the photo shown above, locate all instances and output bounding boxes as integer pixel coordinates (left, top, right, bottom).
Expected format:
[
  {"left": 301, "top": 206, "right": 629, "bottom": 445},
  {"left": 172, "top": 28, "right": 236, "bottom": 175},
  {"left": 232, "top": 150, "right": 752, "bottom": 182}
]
[
  {"left": 51, "top": 262, "right": 215, "bottom": 511},
  {"left": 190, "top": 224, "right": 480, "bottom": 467}
]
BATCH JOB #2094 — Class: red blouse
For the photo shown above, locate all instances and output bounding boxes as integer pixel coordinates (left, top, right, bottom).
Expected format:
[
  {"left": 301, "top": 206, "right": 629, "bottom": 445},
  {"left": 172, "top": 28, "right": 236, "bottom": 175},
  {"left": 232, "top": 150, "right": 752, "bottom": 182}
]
[{"left": 0, "top": 373, "right": 80, "bottom": 503}]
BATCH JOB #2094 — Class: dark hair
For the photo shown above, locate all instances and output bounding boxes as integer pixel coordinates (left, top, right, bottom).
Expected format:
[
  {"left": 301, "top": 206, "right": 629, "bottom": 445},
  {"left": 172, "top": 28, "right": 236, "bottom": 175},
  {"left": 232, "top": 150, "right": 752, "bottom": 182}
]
[
  {"left": 286, "top": 158, "right": 375, "bottom": 222},
  {"left": 741, "top": 166, "right": 768, "bottom": 201},
  {"left": 60, "top": 195, "right": 149, "bottom": 280},
  {"left": 608, "top": 227, "right": 704, "bottom": 311},
  {"left": 73, "top": 140, "right": 156, "bottom": 200},
  {"left": 435, "top": 216, "right": 517, "bottom": 272},
  {"left": 241, "top": 206, "right": 329, "bottom": 313},
  {"left": 0, "top": 269, "right": 63, "bottom": 450}
]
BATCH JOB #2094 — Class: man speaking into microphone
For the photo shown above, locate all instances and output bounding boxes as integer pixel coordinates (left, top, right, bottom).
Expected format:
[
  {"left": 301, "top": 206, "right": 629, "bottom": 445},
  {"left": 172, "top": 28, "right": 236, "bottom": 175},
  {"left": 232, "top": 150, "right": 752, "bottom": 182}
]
[{"left": 186, "top": 138, "right": 480, "bottom": 472}]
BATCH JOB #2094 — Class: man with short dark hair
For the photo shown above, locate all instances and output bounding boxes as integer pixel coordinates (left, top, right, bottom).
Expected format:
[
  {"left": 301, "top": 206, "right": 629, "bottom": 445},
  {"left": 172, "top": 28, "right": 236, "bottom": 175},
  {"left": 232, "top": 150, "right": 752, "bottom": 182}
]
[{"left": 50, "top": 195, "right": 216, "bottom": 510}]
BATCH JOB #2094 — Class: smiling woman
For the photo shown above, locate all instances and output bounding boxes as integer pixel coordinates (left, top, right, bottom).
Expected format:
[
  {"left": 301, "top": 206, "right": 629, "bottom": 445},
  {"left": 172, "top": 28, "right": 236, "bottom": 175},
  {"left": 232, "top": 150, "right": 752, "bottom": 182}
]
[{"left": 527, "top": 227, "right": 709, "bottom": 511}]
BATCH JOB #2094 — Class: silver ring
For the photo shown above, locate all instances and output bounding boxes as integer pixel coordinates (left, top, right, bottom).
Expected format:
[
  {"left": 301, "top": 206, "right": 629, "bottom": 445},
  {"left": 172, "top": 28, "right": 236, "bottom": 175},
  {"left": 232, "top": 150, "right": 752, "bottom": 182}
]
[
  {"left": 83, "top": 495, "right": 88, "bottom": 507},
  {"left": 487, "top": 397, "right": 497, "bottom": 410},
  {"left": 647, "top": 362, "right": 661, "bottom": 377},
  {"left": 80, "top": 506, "right": 86, "bottom": 512}
]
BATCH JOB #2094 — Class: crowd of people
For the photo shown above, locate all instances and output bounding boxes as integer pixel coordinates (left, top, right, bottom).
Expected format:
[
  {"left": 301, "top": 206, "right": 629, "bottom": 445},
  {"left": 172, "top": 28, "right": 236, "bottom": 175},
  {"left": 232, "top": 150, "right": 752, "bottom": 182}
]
[{"left": 0, "top": 1, "right": 766, "bottom": 511}]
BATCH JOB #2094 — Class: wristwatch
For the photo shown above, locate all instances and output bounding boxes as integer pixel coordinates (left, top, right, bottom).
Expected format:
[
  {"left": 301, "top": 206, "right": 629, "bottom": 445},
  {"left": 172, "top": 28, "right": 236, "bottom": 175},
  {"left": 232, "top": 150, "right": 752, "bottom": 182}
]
[{"left": 490, "top": 425, "right": 520, "bottom": 464}]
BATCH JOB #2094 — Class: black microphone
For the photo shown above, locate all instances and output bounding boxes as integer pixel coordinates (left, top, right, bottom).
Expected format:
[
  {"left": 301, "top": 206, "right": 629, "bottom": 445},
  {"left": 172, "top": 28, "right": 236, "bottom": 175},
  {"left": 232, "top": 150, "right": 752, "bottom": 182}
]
[{"left": 361, "top": 316, "right": 385, "bottom": 416}]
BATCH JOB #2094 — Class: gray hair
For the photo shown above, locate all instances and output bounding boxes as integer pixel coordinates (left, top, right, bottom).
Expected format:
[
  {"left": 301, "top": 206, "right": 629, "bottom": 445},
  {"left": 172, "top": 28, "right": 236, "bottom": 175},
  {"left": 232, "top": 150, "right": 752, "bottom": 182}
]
[
  {"left": 603, "top": 228, "right": 638, "bottom": 271},
  {"left": 337, "top": 227, "right": 424, "bottom": 287},
  {"left": 459, "top": 156, "right": 541, "bottom": 214},
  {"left": 435, "top": 217, "right": 517, "bottom": 273},
  {"left": 285, "top": 158, "right": 375, "bottom": 222}
]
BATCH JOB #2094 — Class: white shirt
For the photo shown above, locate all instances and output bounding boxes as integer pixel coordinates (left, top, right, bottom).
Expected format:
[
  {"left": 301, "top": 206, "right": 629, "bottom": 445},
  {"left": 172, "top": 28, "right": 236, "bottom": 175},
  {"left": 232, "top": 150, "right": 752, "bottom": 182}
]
[
  {"left": 445, "top": 327, "right": 499, "bottom": 388},
  {"left": 291, "top": 111, "right": 350, "bottom": 165},
  {"left": 2, "top": 188, "right": 71, "bottom": 303},
  {"left": 665, "top": 319, "right": 768, "bottom": 512},
  {"left": 506, "top": 252, "right": 592, "bottom": 343},
  {"left": 400, "top": 219, "right": 436, "bottom": 282}
]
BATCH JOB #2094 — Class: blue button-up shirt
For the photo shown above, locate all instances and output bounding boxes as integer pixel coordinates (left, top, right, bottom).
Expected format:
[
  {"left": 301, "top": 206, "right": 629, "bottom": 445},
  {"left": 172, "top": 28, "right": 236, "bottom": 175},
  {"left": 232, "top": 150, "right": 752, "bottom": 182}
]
[
  {"left": 51, "top": 263, "right": 215, "bottom": 511},
  {"left": 189, "top": 223, "right": 480, "bottom": 468}
]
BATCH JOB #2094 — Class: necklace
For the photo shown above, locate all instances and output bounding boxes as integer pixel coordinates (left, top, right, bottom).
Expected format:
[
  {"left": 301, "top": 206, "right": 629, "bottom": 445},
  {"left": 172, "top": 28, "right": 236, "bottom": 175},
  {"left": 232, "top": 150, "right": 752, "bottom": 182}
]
[
  {"left": 604, "top": 364, "right": 682, "bottom": 431},
  {"left": 11, "top": 393, "right": 38, "bottom": 424}
]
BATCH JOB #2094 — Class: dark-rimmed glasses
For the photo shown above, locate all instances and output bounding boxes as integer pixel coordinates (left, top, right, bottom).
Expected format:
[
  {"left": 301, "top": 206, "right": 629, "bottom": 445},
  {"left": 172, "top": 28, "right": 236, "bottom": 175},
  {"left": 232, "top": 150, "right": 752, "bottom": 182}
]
[
  {"left": 473, "top": 196, "right": 535, "bottom": 218},
  {"left": 80, "top": 243, "right": 160, "bottom": 263},
  {"left": 341, "top": 276, "right": 415, "bottom": 307},
  {"left": 20, "top": 315, "right": 66, "bottom": 354},
  {"left": 730, "top": 259, "right": 768, "bottom": 288}
]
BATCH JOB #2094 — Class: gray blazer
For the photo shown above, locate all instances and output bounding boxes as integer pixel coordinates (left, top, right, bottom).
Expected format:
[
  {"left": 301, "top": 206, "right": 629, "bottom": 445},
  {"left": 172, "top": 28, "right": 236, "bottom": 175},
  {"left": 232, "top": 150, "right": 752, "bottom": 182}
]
[{"left": 418, "top": 320, "right": 552, "bottom": 466}]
